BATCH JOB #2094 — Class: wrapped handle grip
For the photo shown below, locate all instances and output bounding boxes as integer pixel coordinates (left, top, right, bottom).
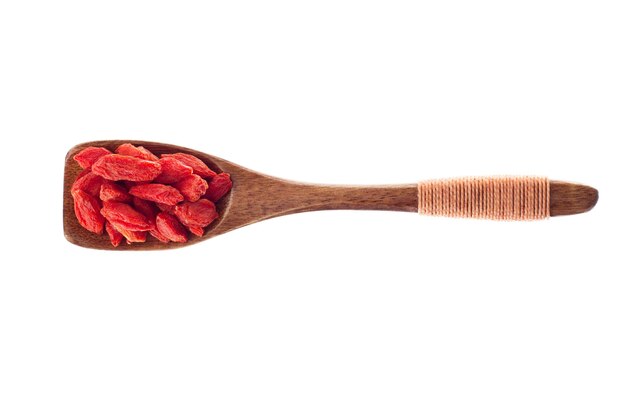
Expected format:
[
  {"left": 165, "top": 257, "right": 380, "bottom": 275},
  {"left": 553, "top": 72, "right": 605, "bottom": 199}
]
[{"left": 418, "top": 177, "right": 550, "bottom": 220}]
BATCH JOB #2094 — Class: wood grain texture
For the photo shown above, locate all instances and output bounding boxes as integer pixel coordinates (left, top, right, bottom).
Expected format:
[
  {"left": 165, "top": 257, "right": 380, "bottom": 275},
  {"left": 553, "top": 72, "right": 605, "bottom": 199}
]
[
  {"left": 549, "top": 180, "right": 599, "bottom": 216},
  {"left": 64, "top": 140, "right": 598, "bottom": 250}
]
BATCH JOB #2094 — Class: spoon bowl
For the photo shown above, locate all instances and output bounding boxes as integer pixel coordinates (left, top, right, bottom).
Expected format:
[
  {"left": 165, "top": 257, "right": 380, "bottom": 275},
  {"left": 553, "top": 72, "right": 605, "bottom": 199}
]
[{"left": 65, "top": 140, "right": 237, "bottom": 249}]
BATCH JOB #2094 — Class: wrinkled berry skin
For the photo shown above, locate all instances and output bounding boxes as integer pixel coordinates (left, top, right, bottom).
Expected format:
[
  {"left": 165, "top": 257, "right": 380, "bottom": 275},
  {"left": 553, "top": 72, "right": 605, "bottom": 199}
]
[
  {"left": 100, "top": 201, "right": 152, "bottom": 231},
  {"left": 205, "top": 173, "right": 233, "bottom": 202},
  {"left": 150, "top": 228, "right": 170, "bottom": 243},
  {"left": 156, "top": 212, "right": 188, "bottom": 242},
  {"left": 112, "top": 224, "right": 147, "bottom": 243},
  {"left": 174, "top": 199, "right": 219, "bottom": 231},
  {"left": 100, "top": 181, "right": 132, "bottom": 202},
  {"left": 73, "top": 147, "right": 111, "bottom": 169},
  {"left": 129, "top": 184, "right": 184, "bottom": 205},
  {"left": 115, "top": 143, "right": 159, "bottom": 161},
  {"left": 73, "top": 190, "right": 105, "bottom": 234},
  {"left": 154, "top": 157, "right": 193, "bottom": 184},
  {"left": 175, "top": 174, "right": 208, "bottom": 202},
  {"left": 132, "top": 197, "right": 158, "bottom": 226},
  {"left": 161, "top": 153, "right": 216, "bottom": 178},
  {"left": 156, "top": 203, "right": 175, "bottom": 214},
  {"left": 105, "top": 221, "right": 124, "bottom": 247},
  {"left": 72, "top": 171, "right": 105, "bottom": 197},
  {"left": 92, "top": 154, "right": 162, "bottom": 181}
]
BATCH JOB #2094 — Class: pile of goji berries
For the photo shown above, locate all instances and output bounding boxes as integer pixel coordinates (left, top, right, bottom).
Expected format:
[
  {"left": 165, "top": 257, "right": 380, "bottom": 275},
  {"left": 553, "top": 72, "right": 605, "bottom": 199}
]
[{"left": 71, "top": 143, "right": 232, "bottom": 246}]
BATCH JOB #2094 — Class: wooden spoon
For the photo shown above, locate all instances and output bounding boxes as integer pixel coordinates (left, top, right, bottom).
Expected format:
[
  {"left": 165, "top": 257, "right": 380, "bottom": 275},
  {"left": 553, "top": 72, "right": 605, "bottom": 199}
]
[{"left": 64, "top": 140, "right": 598, "bottom": 250}]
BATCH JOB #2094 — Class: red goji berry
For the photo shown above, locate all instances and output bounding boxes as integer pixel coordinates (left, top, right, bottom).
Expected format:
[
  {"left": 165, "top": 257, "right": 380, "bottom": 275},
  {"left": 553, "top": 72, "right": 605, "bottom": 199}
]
[
  {"left": 160, "top": 153, "right": 216, "bottom": 178},
  {"left": 73, "top": 147, "right": 112, "bottom": 169},
  {"left": 156, "top": 202, "right": 176, "bottom": 214},
  {"left": 150, "top": 228, "right": 170, "bottom": 243},
  {"left": 92, "top": 154, "right": 161, "bottom": 181},
  {"left": 154, "top": 157, "right": 193, "bottom": 184},
  {"left": 105, "top": 221, "right": 124, "bottom": 247},
  {"left": 128, "top": 183, "right": 184, "bottom": 205},
  {"left": 73, "top": 189, "right": 105, "bottom": 234},
  {"left": 100, "top": 181, "right": 131, "bottom": 202},
  {"left": 174, "top": 174, "right": 208, "bottom": 202},
  {"left": 71, "top": 170, "right": 105, "bottom": 197},
  {"left": 174, "top": 199, "right": 219, "bottom": 233},
  {"left": 75, "top": 168, "right": 91, "bottom": 181},
  {"left": 115, "top": 143, "right": 159, "bottom": 161},
  {"left": 110, "top": 222, "right": 147, "bottom": 243},
  {"left": 131, "top": 196, "right": 158, "bottom": 227},
  {"left": 187, "top": 225, "right": 205, "bottom": 237},
  {"left": 204, "top": 173, "right": 232, "bottom": 202},
  {"left": 156, "top": 212, "right": 188, "bottom": 242},
  {"left": 100, "top": 201, "right": 152, "bottom": 231}
]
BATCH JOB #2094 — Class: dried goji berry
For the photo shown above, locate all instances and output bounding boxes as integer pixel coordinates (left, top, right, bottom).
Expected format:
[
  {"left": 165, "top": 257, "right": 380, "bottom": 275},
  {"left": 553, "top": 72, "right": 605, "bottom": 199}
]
[
  {"left": 174, "top": 199, "right": 219, "bottom": 232},
  {"left": 150, "top": 228, "right": 170, "bottom": 243},
  {"left": 105, "top": 221, "right": 124, "bottom": 247},
  {"left": 128, "top": 183, "right": 184, "bottom": 205},
  {"left": 73, "top": 189, "right": 105, "bottom": 234},
  {"left": 110, "top": 222, "right": 147, "bottom": 243},
  {"left": 131, "top": 196, "right": 158, "bottom": 227},
  {"left": 75, "top": 168, "right": 91, "bottom": 181},
  {"left": 73, "top": 147, "right": 112, "bottom": 169},
  {"left": 187, "top": 225, "right": 205, "bottom": 237},
  {"left": 100, "top": 181, "right": 131, "bottom": 202},
  {"left": 92, "top": 154, "right": 161, "bottom": 181},
  {"left": 174, "top": 174, "right": 208, "bottom": 202},
  {"left": 154, "top": 157, "right": 194, "bottom": 184},
  {"left": 156, "top": 202, "right": 176, "bottom": 214},
  {"left": 100, "top": 201, "right": 152, "bottom": 231},
  {"left": 204, "top": 172, "right": 232, "bottom": 202},
  {"left": 160, "top": 153, "right": 216, "bottom": 178},
  {"left": 71, "top": 170, "right": 105, "bottom": 197},
  {"left": 156, "top": 212, "right": 188, "bottom": 242},
  {"left": 115, "top": 143, "right": 159, "bottom": 161}
]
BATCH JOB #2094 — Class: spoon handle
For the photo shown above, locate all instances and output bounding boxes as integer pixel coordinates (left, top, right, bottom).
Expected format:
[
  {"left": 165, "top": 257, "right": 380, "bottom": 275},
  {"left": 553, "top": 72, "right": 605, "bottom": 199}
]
[
  {"left": 275, "top": 177, "right": 551, "bottom": 220},
  {"left": 229, "top": 175, "right": 596, "bottom": 224},
  {"left": 274, "top": 183, "right": 420, "bottom": 214}
]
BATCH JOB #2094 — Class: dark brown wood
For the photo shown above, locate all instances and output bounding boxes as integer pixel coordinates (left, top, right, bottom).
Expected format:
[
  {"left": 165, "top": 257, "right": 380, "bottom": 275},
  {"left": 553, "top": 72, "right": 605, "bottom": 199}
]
[
  {"left": 549, "top": 180, "right": 598, "bottom": 216},
  {"left": 64, "top": 140, "right": 598, "bottom": 250}
]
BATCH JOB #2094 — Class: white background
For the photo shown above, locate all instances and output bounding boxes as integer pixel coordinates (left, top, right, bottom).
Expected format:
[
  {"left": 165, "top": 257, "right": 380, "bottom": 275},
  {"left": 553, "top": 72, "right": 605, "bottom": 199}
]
[{"left": 0, "top": 1, "right": 624, "bottom": 416}]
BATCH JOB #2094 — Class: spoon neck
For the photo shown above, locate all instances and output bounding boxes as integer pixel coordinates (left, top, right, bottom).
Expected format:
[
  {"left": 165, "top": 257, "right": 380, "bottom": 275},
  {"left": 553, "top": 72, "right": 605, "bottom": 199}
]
[{"left": 258, "top": 182, "right": 420, "bottom": 216}]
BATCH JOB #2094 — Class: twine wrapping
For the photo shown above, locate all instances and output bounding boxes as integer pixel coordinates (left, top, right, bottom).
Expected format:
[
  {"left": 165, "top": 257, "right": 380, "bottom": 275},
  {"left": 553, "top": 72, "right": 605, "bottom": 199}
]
[{"left": 417, "top": 176, "right": 549, "bottom": 220}]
